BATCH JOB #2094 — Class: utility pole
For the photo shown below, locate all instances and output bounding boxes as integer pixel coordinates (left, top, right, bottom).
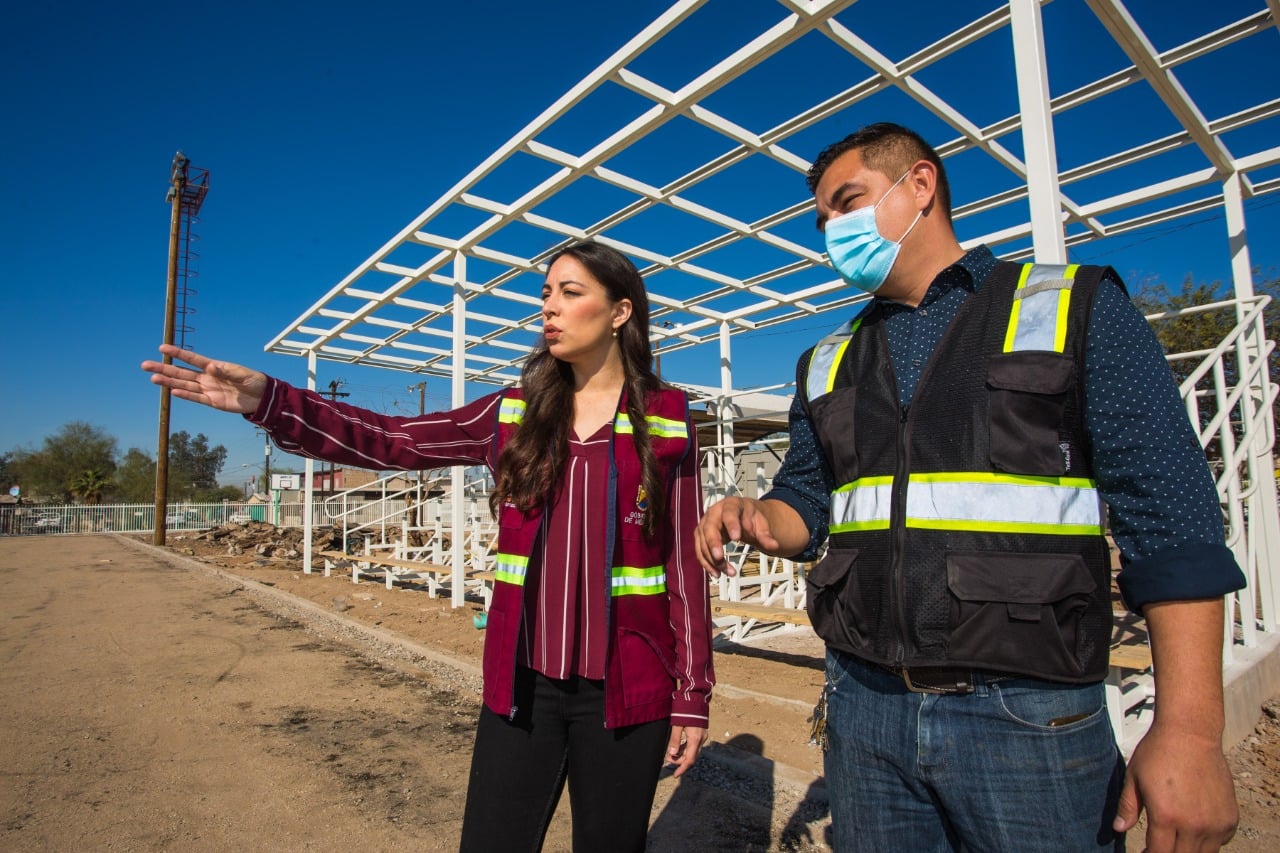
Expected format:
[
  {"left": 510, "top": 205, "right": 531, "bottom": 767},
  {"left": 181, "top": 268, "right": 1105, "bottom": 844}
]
[
  {"left": 323, "top": 380, "right": 349, "bottom": 495},
  {"left": 259, "top": 430, "right": 272, "bottom": 494},
  {"left": 408, "top": 381, "right": 427, "bottom": 522},
  {"left": 154, "top": 152, "right": 208, "bottom": 545}
]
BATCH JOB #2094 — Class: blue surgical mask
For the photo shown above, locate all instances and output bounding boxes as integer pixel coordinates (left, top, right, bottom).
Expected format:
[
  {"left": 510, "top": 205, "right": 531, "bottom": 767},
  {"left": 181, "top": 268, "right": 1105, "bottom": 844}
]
[{"left": 823, "top": 170, "right": 922, "bottom": 294}]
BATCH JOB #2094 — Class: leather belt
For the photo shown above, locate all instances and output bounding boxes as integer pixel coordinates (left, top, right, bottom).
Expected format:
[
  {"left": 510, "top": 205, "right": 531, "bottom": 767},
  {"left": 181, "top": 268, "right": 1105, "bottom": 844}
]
[{"left": 865, "top": 660, "right": 1017, "bottom": 695}]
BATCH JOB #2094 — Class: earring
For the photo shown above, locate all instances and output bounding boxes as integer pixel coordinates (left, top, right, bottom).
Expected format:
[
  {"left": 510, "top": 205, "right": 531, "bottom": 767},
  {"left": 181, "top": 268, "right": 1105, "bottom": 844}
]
[{"left": 612, "top": 329, "right": 618, "bottom": 337}]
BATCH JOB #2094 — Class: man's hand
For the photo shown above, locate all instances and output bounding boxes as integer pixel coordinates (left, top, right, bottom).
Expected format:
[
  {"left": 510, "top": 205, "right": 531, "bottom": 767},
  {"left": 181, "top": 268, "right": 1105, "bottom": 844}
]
[
  {"left": 694, "top": 497, "right": 807, "bottom": 578},
  {"left": 1115, "top": 721, "right": 1236, "bottom": 851}
]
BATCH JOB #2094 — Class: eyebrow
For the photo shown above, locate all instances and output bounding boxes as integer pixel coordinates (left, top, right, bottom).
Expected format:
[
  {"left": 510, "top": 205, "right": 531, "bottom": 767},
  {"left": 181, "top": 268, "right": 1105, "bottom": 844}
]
[{"left": 542, "top": 278, "right": 586, "bottom": 290}]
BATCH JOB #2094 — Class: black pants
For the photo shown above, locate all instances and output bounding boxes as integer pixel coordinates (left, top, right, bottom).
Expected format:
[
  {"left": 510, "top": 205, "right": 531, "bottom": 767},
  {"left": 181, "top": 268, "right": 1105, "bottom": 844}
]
[{"left": 459, "top": 668, "right": 669, "bottom": 853}]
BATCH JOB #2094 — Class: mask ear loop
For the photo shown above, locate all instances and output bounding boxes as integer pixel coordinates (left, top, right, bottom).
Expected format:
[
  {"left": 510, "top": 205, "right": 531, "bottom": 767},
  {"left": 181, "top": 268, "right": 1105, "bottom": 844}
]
[{"left": 876, "top": 169, "right": 923, "bottom": 247}]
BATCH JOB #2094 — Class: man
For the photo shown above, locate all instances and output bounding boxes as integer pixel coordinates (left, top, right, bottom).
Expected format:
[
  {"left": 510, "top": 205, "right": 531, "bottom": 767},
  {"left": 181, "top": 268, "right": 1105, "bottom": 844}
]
[{"left": 695, "top": 123, "right": 1244, "bottom": 852}]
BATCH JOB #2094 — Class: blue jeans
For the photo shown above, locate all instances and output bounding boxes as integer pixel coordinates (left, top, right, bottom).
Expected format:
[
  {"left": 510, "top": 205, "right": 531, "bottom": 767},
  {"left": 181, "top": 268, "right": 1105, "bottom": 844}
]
[{"left": 823, "top": 649, "right": 1125, "bottom": 852}]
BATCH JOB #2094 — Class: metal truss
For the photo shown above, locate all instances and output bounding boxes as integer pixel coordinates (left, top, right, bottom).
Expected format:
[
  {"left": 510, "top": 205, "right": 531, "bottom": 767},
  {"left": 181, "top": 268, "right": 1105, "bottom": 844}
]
[{"left": 264, "top": 0, "right": 1280, "bottom": 390}]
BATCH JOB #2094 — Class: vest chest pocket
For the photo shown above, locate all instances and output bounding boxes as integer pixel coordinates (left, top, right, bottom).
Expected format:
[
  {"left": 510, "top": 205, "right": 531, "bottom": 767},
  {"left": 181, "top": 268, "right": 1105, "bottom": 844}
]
[
  {"left": 986, "top": 352, "right": 1074, "bottom": 476},
  {"left": 945, "top": 551, "right": 1096, "bottom": 679}
]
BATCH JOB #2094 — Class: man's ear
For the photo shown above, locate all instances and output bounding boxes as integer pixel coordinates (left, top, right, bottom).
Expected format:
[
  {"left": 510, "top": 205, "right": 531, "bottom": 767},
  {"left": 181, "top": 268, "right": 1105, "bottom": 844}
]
[{"left": 907, "top": 159, "right": 938, "bottom": 213}]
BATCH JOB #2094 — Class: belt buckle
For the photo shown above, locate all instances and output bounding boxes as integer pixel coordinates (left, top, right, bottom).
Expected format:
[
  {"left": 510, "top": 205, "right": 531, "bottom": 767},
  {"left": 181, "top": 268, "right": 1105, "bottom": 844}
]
[{"left": 900, "top": 666, "right": 975, "bottom": 695}]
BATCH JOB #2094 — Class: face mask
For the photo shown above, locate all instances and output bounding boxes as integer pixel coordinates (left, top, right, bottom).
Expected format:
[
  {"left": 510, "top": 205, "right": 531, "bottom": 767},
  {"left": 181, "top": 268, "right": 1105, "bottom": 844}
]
[{"left": 823, "top": 170, "right": 922, "bottom": 294}]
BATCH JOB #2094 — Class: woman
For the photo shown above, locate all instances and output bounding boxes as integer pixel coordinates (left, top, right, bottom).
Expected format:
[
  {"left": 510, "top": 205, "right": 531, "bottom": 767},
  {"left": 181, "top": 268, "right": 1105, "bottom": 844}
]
[{"left": 142, "top": 240, "right": 714, "bottom": 852}]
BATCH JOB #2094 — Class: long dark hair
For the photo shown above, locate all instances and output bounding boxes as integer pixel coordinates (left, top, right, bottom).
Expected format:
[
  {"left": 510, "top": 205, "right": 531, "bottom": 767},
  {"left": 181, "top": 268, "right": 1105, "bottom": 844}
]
[{"left": 491, "top": 240, "right": 668, "bottom": 538}]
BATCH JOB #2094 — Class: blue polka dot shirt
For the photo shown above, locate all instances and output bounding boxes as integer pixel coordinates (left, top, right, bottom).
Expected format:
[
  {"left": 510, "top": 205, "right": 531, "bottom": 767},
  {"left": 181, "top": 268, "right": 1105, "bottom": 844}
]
[{"left": 764, "top": 245, "right": 1244, "bottom": 611}]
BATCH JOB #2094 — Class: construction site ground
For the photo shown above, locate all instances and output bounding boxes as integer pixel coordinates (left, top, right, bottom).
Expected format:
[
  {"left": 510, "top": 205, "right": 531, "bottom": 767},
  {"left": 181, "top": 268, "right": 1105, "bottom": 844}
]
[{"left": 2, "top": 526, "right": 1278, "bottom": 851}]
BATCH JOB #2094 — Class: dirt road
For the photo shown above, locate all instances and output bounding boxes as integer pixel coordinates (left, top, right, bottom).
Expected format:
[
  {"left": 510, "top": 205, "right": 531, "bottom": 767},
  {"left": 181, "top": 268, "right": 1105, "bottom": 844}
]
[{"left": 0, "top": 535, "right": 829, "bottom": 852}]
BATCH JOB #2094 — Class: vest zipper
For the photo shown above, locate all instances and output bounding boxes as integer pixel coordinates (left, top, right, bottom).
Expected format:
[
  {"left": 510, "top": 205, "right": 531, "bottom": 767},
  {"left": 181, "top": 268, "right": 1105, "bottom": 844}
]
[{"left": 889, "top": 403, "right": 911, "bottom": 665}]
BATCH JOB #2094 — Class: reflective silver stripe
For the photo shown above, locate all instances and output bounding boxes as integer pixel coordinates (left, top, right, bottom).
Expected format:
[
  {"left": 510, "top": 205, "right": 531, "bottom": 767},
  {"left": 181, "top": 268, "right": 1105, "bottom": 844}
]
[
  {"left": 805, "top": 316, "right": 862, "bottom": 403},
  {"left": 1004, "top": 263, "right": 1078, "bottom": 354},
  {"left": 829, "top": 472, "right": 1102, "bottom": 536},
  {"left": 829, "top": 476, "right": 893, "bottom": 533}
]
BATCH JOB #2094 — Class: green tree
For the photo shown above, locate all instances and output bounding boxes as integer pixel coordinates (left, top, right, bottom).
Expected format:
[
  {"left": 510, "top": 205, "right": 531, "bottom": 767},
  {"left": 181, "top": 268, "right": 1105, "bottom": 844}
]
[
  {"left": 168, "top": 431, "right": 229, "bottom": 501},
  {"left": 210, "top": 484, "right": 245, "bottom": 501},
  {"left": 71, "top": 468, "right": 113, "bottom": 504},
  {"left": 0, "top": 452, "right": 13, "bottom": 492},
  {"left": 1133, "top": 271, "right": 1279, "bottom": 426},
  {"left": 9, "top": 422, "right": 118, "bottom": 502},
  {"left": 115, "top": 448, "right": 157, "bottom": 503}
]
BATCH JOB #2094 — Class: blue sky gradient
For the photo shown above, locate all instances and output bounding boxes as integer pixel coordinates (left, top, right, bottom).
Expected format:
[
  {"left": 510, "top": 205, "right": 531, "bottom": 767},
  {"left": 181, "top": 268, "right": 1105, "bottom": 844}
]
[{"left": 3, "top": 0, "right": 1276, "bottom": 488}]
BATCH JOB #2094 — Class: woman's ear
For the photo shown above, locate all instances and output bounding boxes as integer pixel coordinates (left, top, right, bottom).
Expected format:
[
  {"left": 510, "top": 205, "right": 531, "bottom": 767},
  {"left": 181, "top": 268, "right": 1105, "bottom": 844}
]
[{"left": 613, "top": 298, "right": 633, "bottom": 330}]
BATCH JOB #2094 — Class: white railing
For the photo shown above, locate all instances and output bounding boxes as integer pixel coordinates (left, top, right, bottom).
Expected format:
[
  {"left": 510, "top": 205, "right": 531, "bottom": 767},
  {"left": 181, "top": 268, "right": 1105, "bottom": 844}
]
[
  {"left": 0, "top": 501, "right": 266, "bottom": 536},
  {"left": 1156, "top": 295, "right": 1280, "bottom": 661},
  {"left": 314, "top": 468, "right": 498, "bottom": 582}
]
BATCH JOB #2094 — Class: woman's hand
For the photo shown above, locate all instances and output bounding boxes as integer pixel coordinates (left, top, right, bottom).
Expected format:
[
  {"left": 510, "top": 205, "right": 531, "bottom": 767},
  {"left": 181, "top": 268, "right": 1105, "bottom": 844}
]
[
  {"left": 141, "top": 344, "right": 268, "bottom": 415},
  {"left": 665, "top": 725, "right": 708, "bottom": 778}
]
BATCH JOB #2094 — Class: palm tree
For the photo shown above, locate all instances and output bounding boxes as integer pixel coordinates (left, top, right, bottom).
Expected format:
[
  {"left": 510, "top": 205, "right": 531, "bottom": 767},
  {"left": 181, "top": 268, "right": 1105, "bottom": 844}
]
[{"left": 71, "top": 468, "right": 111, "bottom": 504}]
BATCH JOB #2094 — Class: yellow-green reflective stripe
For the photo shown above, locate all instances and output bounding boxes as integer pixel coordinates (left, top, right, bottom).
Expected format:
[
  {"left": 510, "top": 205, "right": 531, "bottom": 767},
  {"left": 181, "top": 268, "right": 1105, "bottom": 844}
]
[
  {"left": 1004, "top": 263, "right": 1078, "bottom": 354},
  {"left": 498, "top": 398, "right": 526, "bottom": 424},
  {"left": 613, "top": 414, "right": 688, "bottom": 438},
  {"left": 611, "top": 565, "right": 666, "bottom": 596},
  {"left": 823, "top": 339, "right": 851, "bottom": 395},
  {"left": 910, "top": 471, "right": 1096, "bottom": 489},
  {"left": 1003, "top": 264, "right": 1034, "bottom": 352},
  {"left": 828, "top": 473, "right": 1102, "bottom": 536},
  {"left": 830, "top": 518, "right": 891, "bottom": 534},
  {"left": 906, "top": 519, "right": 1102, "bottom": 535},
  {"left": 494, "top": 552, "right": 529, "bottom": 585}
]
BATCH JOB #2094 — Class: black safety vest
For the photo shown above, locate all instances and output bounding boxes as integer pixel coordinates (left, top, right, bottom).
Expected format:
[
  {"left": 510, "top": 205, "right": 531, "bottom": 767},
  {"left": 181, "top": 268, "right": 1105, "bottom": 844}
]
[{"left": 800, "top": 262, "right": 1115, "bottom": 682}]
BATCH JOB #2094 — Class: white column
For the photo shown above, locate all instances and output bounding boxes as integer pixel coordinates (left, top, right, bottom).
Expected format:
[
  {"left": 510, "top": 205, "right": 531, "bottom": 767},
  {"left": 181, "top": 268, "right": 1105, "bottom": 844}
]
[
  {"left": 1009, "top": 0, "right": 1066, "bottom": 263},
  {"left": 1223, "top": 172, "right": 1256, "bottom": 302},
  {"left": 302, "top": 351, "right": 317, "bottom": 573},
  {"left": 451, "top": 252, "right": 468, "bottom": 608},
  {"left": 719, "top": 321, "right": 736, "bottom": 497},
  {"left": 1224, "top": 172, "right": 1280, "bottom": 632}
]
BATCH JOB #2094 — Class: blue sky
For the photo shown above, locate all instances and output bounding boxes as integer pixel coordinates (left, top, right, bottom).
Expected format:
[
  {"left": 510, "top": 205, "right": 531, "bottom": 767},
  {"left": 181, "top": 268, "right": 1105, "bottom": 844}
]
[{"left": 3, "top": 0, "right": 1277, "bottom": 489}]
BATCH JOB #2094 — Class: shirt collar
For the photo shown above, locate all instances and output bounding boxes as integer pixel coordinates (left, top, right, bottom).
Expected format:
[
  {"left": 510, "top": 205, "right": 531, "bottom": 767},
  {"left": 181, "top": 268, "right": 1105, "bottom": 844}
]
[{"left": 874, "top": 244, "right": 997, "bottom": 311}]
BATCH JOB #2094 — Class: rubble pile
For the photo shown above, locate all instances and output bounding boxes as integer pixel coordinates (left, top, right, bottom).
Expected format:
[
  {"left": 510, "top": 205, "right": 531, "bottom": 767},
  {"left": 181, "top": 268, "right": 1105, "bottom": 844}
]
[{"left": 181, "top": 520, "right": 343, "bottom": 561}]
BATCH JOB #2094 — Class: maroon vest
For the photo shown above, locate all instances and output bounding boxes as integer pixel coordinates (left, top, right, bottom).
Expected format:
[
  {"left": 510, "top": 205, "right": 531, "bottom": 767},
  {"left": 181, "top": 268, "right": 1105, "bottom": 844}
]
[{"left": 482, "top": 387, "right": 693, "bottom": 727}]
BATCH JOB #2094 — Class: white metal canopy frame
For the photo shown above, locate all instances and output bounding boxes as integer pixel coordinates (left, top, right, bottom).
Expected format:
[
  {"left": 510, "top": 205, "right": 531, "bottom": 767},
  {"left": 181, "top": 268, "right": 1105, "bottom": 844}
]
[
  {"left": 269, "top": 0, "right": 1280, "bottom": 746},
  {"left": 266, "top": 0, "right": 1280, "bottom": 383}
]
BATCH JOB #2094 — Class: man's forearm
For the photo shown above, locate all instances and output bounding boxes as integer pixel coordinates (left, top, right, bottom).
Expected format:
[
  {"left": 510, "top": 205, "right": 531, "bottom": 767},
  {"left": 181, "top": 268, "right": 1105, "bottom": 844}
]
[{"left": 1145, "top": 597, "right": 1226, "bottom": 736}]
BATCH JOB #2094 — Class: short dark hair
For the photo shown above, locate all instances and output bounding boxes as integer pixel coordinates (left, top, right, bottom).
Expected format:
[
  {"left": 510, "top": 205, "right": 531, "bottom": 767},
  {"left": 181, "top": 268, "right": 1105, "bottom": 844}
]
[{"left": 805, "top": 122, "right": 952, "bottom": 219}]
